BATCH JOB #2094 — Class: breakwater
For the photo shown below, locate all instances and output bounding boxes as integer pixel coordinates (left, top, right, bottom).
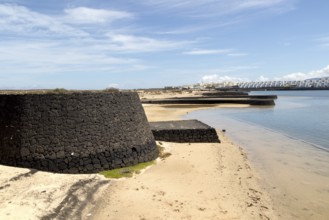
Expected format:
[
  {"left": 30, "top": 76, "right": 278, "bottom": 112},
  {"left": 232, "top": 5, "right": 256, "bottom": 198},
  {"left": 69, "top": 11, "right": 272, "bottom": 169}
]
[
  {"left": 142, "top": 97, "right": 276, "bottom": 105},
  {"left": 141, "top": 90, "right": 277, "bottom": 105}
]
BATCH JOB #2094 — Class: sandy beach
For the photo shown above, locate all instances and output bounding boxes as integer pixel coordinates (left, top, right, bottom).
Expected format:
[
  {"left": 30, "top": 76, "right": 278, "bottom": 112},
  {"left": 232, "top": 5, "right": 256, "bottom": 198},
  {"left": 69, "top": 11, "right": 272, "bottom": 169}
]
[
  {"left": 92, "top": 103, "right": 277, "bottom": 220},
  {"left": 0, "top": 166, "right": 110, "bottom": 220},
  {"left": 0, "top": 93, "right": 277, "bottom": 220}
]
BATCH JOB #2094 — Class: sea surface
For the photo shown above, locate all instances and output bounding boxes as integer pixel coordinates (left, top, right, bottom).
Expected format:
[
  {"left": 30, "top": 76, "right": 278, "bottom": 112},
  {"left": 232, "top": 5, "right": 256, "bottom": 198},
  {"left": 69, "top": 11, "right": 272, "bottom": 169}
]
[{"left": 185, "top": 90, "right": 329, "bottom": 220}]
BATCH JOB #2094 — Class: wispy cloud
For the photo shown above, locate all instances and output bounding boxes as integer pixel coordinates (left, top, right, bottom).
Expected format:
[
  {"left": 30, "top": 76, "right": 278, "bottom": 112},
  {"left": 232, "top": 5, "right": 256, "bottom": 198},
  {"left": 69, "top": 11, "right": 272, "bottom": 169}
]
[
  {"left": 0, "top": 1, "right": 306, "bottom": 89},
  {"left": 0, "top": 2, "right": 192, "bottom": 81},
  {"left": 106, "top": 33, "right": 191, "bottom": 53},
  {"left": 139, "top": 0, "right": 296, "bottom": 17},
  {"left": 183, "top": 49, "right": 248, "bottom": 57},
  {"left": 0, "top": 4, "right": 87, "bottom": 37},
  {"left": 156, "top": 19, "right": 243, "bottom": 36},
  {"left": 157, "top": 25, "right": 209, "bottom": 35},
  {"left": 0, "top": 40, "right": 141, "bottom": 75},
  {"left": 0, "top": 4, "right": 134, "bottom": 37},
  {"left": 227, "top": 53, "right": 248, "bottom": 57},
  {"left": 183, "top": 49, "right": 233, "bottom": 55},
  {"left": 64, "top": 7, "right": 134, "bottom": 24},
  {"left": 237, "top": 0, "right": 287, "bottom": 10}
]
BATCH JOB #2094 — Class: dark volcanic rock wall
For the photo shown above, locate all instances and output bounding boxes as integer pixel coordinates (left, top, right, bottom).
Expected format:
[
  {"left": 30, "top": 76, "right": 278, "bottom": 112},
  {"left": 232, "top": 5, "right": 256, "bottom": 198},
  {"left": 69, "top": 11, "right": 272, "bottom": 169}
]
[
  {"left": 150, "top": 120, "right": 220, "bottom": 143},
  {"left": 151, "top": 129, "right": 220, "bottom": 143},
  {"left": 0, "top": 92, "right": 158, "bottom": 173}
]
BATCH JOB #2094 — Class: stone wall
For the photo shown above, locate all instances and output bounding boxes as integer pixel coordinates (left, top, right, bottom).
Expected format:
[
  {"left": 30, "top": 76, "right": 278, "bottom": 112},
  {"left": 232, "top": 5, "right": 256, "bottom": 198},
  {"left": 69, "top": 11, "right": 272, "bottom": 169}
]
[
  {"left": 0, "top": 92, "right": 158, "bottom": 173},
  {"left": 150, "top": 120, "right": 220, "bottom": 143}
]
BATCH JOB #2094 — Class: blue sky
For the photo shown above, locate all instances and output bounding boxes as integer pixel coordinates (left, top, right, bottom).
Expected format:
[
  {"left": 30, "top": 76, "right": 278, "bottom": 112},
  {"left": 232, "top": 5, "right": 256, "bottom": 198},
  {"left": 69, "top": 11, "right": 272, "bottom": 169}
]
[{"left": 1, "top": 0, "right": 329, "bottom": 89}]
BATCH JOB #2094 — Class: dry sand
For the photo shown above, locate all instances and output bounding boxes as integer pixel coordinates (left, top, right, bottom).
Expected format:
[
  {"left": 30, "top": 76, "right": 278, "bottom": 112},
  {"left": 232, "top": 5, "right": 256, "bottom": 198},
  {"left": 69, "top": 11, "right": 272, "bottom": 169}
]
[
  {"left": 0, "top": 94, "right": 277, "bottom": 219},
  {"left": 92, "top": 104, "right": 277, "bottom": 220},
  {"left": 0, "top": 166, "right": 110, "bottom": 220}
]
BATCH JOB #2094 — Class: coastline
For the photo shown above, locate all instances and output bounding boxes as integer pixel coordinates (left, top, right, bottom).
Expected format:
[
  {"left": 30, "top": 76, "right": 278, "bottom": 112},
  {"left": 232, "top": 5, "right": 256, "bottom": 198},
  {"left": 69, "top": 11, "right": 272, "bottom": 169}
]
[
  {"left": 187, "top": 111, "right": 329, "bottom": 220},
  {"left": 92, "top": 104, "right": 277, "bottom": 220},
  {"left": 0, "top": 100, "right": 277, "bottom": 219}
]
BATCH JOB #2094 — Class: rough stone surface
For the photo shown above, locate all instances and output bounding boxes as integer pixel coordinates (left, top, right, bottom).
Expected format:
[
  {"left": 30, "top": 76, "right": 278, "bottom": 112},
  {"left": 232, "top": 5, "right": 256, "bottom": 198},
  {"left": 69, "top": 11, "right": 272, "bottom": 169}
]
[
  {"left": 150, "top": 120, "right": 220, "bottom": 143},
  {"left": 0, "top": 92, "right": 158, "bottom": 173}
]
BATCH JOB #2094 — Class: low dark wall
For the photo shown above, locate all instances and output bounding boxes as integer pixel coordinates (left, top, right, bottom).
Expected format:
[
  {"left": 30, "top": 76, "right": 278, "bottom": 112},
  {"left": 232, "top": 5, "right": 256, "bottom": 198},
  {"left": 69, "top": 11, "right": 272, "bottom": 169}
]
[
  {"left": 150, "top": 120, "right": 220, "bottom": 143},
  {"left": 0, "top": 92, "right": 158, "bottom": 173},
  {"left": 202, "top": 91, "right": 248, "bottom": 96},
  {"left": 152, "top": 129, "right": 220, "bottom": 143},
  {"left": 142, "top": 98, "right": 276, "bottom": 105},
  {"left": 202, "top": 94, "right": 278, "bottom": 99}
]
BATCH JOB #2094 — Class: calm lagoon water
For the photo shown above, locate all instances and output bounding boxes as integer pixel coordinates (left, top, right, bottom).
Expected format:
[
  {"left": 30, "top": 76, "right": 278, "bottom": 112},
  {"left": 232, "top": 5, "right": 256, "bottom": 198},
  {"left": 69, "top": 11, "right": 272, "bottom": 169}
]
[{"left": 185, "top": 90, "right": 329, "bottom": 220}]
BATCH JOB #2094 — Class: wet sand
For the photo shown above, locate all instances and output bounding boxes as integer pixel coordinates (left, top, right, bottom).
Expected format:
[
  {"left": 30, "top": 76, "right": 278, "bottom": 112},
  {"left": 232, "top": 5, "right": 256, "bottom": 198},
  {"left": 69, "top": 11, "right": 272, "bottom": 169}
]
[{"left": 186, "top": 112, "right": 329, "bottom": 220}]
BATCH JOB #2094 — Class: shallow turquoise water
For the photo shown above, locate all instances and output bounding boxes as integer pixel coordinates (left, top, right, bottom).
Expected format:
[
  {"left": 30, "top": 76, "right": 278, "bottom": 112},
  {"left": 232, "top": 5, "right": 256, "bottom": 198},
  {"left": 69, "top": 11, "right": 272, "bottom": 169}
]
[{"left": 187, "top": 90, "right": 329, "bottom": 150}]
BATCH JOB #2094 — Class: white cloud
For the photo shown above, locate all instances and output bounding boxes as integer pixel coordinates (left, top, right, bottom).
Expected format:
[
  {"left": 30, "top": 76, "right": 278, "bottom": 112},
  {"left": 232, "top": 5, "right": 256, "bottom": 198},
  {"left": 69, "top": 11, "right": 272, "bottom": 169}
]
[
  {"left": 0, "top": 4, "right": 133, "bottom": 37},
  {"left": 0, "top": 40, "right": 141, "bottom": 75},
  {"left": 276, "top": 65, "right": 329, "bottom": 81},
  {"left": 257, "top": 75, "right": 269, "bottom": 81},
  {"left": 106, "top": 33, "right": 191, "bottom": 52},
  {"left": 64, "top": 7, "right": 133, "bottom": 24},
  {"left": 201, "top": 66, "right": 329, "bottom": 84},
  {"left": 201, "top": 74, "right": 249, "bottom": 83},
  {"left": 0, "top": 3, "right": 192, "bottom": 78},
  {"left": 183, "top": 49, "right": 232, "bottom": 55},
  {"left": 0, "top": 4, "right": 87, "bottom": 36},
  {"left": 0, "top": 4, "right": 189, "bottom": 53}
]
